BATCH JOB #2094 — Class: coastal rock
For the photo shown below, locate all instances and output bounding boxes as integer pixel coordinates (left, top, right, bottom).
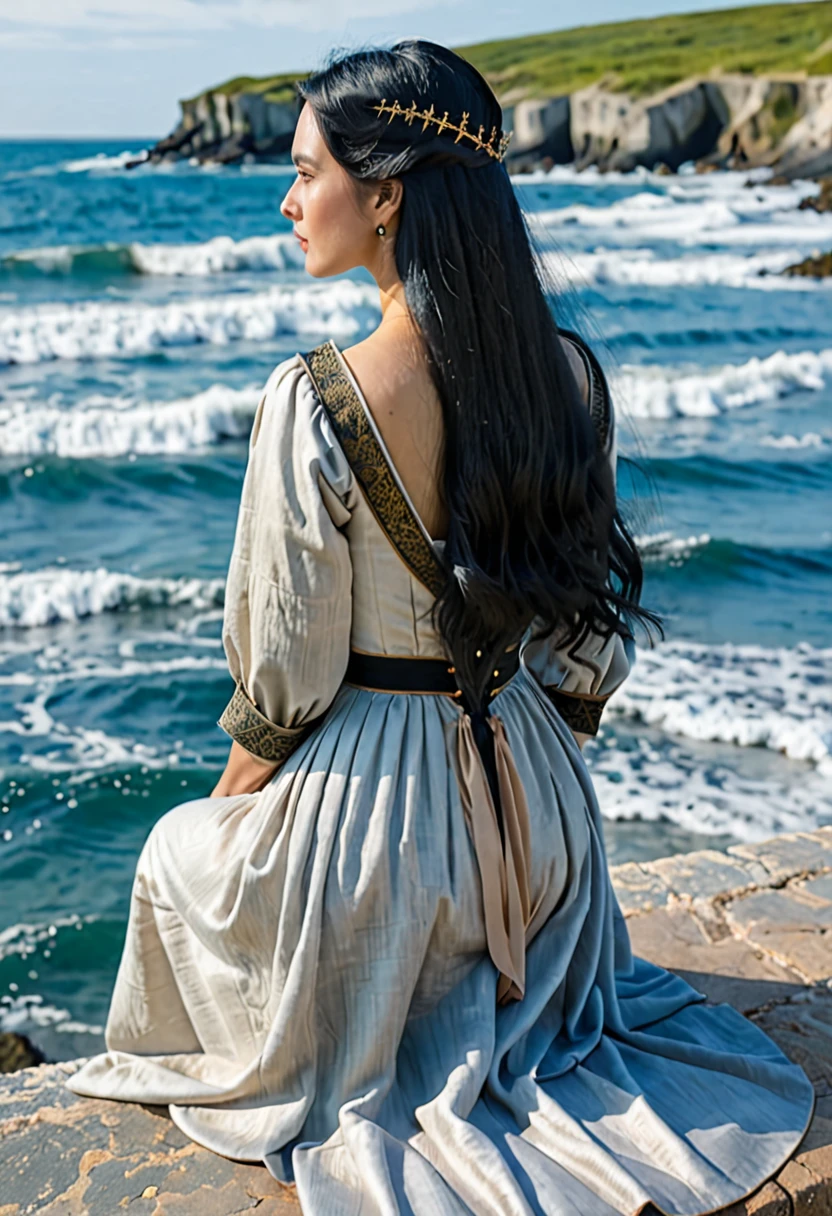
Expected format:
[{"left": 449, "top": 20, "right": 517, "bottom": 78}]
[
  {"left": 0, "top": 1031, "right": 45, "bottom": 1074},
  {"left": 569, "top": 77, "right": 727, "bottom": 172},
  {"left": 503, "top": 96, "right": 572, "bottom": 171},
  {"left": 142, "top": 67, "right": 832, "bottom": 176},
  {"left": 148, "top": 85, "right": 301, "bottom": 165},
  {"left": 799, "top": 178, "right": 832, "bottom": 213},
  {"left": 782, "top": 249, "right": 832, "bottom": 277},
  {"left": 773, "top": 76, "right": 832, "bottom": 178}
]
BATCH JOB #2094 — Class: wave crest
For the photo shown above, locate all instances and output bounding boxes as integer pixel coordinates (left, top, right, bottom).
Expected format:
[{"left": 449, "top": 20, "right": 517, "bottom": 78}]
[{"left": 0, "top": 567, "right": 224, "bottom": 627}]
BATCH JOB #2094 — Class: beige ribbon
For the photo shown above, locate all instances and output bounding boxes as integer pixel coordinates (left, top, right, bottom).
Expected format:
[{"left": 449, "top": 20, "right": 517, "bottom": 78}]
[{"left": 456, "top": 712, "right": 533, "bottom": 1003}]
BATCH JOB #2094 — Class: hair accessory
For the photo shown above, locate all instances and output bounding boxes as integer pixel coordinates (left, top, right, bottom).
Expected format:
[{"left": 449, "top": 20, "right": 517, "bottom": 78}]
[{"left": 371, "top": 99, "right": 512, "bottom": 162}]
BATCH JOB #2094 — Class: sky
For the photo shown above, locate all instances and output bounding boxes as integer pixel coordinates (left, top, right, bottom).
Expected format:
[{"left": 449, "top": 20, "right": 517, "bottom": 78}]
[{"left": 0, "top": 0, "right": 811, "bottom": 138}]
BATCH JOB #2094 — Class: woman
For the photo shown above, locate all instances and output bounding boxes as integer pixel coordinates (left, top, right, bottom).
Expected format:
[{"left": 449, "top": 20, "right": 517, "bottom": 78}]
[{"left": 67, "top": 39, "right": 813, "bottom": 1215}]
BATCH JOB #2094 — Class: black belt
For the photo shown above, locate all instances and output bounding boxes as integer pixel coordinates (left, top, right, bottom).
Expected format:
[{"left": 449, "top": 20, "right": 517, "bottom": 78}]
[
  {"left": 344, "top": 647, "right": 520, "bottom": 706},
  {"left": 344, "top": 647, "right": 520, "bottom": 840}
]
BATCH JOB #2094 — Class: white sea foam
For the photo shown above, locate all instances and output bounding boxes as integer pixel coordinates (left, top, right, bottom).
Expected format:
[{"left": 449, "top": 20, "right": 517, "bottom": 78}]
[
  {"left": 613, "top": 347, "right": 832, "bottom": 419},
  {"left": 5, "top": 346, "right": 829, "bottom": 458},
  {"left": 0, "top": 279, "right": 379, "bottom": 365},
  {"left": 591, "top": 732, "right": 831, "bottom": 841},
  {"left": 0, "top": 994, "right": 103, "bottom": 1038},
  {"left": 760, "top": 432, "right": 829, "bottom": 449},
  {"left": 532, "top": 186, "right": 832, "bottom": 248},
  {"left": 0, "top": 567, "right": 224, "bottom": 627},
  {"left": 62, "top": 149, "right": 146, "bottom": 174},
  {"left": 544, "top": 246, "right": 823, "bottom": 291},
  {"left": 0, "top": 234, "right": 306, "bottom": 278},
  {"left": 0, "top": 383, "right": 261, "bottom": 457},
  {"left": 609, "top": 640, "right": 832, "bottom": 769},
  {"left": 0, "top": 914, "right": 97, "bottom": 962},
  {"left": 132, "top": 233, "right": 305, "bottom": 275},
  {"left": 635, "top": 532, "right": 711, "bottom": 563}
]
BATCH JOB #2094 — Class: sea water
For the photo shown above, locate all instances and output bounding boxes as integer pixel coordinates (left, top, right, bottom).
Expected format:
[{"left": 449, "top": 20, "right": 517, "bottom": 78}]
[{"left": 0, "top": 140, "right": 830, "bottom": 1060}]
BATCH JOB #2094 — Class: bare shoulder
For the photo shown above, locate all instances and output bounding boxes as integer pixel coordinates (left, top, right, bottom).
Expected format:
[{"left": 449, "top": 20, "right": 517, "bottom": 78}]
[
  {"left": 341, "top": 331, "right": 433, "bottom": 410},
  {"left": 340, "top": 328, "right": 447, "bottom": 537}
]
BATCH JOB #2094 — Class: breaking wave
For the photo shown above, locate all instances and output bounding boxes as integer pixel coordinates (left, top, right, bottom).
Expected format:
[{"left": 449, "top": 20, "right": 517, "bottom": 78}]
[
  {"left": 0, "top": 567, "right": 224, "bottom": 628},
  {"left": 0, "top": 279, "right": 378, "bottom": 365},
  {"left": 609, "top": 639, "right": 832, "bottom": 769},
  {"left": 0, "top": 383, "right": 261, "bottom": 457},
  {"left": 0, "top": 234, "right": 306, "bottom": 279},
  {"left": 613, "top": 347, "right": 832, "bottom": 419}
]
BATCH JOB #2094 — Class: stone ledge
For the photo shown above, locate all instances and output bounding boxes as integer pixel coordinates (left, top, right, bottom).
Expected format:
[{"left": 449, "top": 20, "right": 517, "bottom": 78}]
[
  {"left": 0, "top": 1060, "right": 300, "bottom": 1213},
  {"left": 1, "top": 827, "right": 831, "bottom": 1214},
  {"left": 610, "top": 827, "right": 832, "bottom": 918}
]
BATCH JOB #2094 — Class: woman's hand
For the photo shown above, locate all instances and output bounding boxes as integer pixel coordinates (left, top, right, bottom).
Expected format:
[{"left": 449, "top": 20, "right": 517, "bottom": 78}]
[{"left": 212, "top": 740, "right": 278, "bottom": 797}]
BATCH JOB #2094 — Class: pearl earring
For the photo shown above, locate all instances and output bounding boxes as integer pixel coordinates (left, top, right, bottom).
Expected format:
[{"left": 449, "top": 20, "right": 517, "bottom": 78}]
[{"left": 376, "top": 224, "right": 386, "bottom": 237}]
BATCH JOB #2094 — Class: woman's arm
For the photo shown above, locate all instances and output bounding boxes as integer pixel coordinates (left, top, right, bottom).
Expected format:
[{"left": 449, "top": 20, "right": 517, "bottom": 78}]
[{"left": 212, "top": 740, "right": 277, "bottom": 797}]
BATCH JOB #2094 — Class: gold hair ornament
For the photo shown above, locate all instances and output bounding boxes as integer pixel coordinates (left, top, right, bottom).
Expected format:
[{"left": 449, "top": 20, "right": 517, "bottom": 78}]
[{"left": 371, "top": 99, "right": 512, "bottom": 162}]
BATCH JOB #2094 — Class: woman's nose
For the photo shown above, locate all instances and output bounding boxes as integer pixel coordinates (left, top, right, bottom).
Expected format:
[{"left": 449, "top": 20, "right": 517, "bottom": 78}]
[{"left": 280, "top": 187, "right": 299, "bottom": 221}]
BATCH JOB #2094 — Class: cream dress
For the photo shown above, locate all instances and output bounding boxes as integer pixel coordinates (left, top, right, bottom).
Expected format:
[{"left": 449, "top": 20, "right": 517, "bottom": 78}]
[{"left": 67, "top": 340, "right": 814, "bottom": 1216}]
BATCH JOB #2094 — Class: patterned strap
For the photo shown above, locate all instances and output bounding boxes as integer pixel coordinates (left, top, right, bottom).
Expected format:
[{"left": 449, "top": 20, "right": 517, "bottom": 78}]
[
  {"left": 558, "top": 329, "right": 613, "bottom": 452},
  {"left": 543, "top": 686, "right": 610, "bottom": 737},
  {"left": 298, "top": 340, "right": 445, "bottom": 598},
  {"left": 218, "top": 681, "right": 316, "bottom": 766}
]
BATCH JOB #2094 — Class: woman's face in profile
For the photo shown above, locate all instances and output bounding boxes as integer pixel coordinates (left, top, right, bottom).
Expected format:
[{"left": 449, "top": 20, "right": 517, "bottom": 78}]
[{"left": 281, "top": 102, "right": 394, "bottom": 279}]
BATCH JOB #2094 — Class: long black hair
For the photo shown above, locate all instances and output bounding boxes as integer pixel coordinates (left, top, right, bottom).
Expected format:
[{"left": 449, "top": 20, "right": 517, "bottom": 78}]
[{"left": 298, "top": 40, "right": 658, "bottom": 708}]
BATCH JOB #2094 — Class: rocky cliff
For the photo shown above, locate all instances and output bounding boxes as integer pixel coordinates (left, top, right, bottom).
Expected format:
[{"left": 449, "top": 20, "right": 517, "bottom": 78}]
[{"left": 143, "top": 70, "right": 832, "bottom": 179}]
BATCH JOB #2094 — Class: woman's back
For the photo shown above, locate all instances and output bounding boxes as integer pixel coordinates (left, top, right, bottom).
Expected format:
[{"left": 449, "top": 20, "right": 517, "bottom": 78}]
[{"left": 341, "top": 328, "right": 591, "bottom": 547}]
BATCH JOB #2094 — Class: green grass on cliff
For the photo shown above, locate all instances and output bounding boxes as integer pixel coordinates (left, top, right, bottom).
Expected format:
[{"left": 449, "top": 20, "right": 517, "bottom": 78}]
[
  {"left": 459, "top": 2, "right": 832, "bottom": 98},
  {"left": 192, "top": 1, "right": 832, "bottom": 104},
  {"left": 182, "top": 72, "right": 302, "bottom": 106}
]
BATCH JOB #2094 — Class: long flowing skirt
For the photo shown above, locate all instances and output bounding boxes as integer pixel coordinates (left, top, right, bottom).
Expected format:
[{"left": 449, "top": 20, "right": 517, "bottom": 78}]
[{"left": 66, "top": 667, "right": 814, "bottom": 1215}]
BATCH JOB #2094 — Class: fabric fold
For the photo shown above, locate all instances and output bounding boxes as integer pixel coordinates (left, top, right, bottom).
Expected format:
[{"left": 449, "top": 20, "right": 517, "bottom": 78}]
[{"left": 455, "top": 710, "right": 533, "bottom": 1003}]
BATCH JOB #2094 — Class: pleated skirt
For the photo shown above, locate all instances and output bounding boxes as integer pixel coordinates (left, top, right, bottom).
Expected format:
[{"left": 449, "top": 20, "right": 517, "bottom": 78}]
[{"left": 66, "top": 666, "right": 814, "bottom": 1215}]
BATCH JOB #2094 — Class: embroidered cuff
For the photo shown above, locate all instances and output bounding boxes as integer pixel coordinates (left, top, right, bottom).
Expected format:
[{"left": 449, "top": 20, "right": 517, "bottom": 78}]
[
  {"left": 544, "top": 686, "right": 611, "bottom": 736},
  {"left": 218, "top": 681, "right": 310, "bottom": 766}
]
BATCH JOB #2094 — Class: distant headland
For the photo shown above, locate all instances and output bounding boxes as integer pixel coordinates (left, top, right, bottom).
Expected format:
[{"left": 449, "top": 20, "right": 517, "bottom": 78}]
[{"left": 138, "top": 2, "right": 832, "bottom": 180}]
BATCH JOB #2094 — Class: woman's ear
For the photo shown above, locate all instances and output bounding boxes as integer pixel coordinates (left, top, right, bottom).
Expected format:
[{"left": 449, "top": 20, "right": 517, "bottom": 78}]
[{"left": 374, "top": 177, "right": 403, "bottom": 223}]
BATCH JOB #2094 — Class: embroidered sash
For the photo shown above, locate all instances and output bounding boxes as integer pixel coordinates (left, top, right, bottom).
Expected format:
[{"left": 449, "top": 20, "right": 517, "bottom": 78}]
[{"left": 298, "top": 340, "right": 445, "bottom": 599}]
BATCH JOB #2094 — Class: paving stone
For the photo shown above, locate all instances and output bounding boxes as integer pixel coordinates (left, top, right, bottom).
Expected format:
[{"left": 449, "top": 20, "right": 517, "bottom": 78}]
[
  {"left": 723, "top": 887, "right": 832, "bottom": 982},
  {"left": 628, "top": 904, "right": 807, "bottom": 1013},
  {"left": 800, "top": 1094, "right": 832, "bottom": 1154},
  {"left": 752, "top": 988, "right": 832, "bottom": 1094},
  {"left": 0, "top": 1061, "right": 299, "bottom": 1214},
  {"left": 717, "top": 1179, "right": 791, "bottom": 1215},
  {"left": 643, "top": 848, "right": 768, "bottom": 901},
  {"left": 777, "top": 1156, "right": 829, "bottom": 1216},
  {"left": 798, "top": 872, "right": 832, "bottom": 904},
  {"left": 728, "top": 830, "right": 832, "bottom": 887},
  {"left": 609, "top": 861, "right": 669, "bottom": 916}
]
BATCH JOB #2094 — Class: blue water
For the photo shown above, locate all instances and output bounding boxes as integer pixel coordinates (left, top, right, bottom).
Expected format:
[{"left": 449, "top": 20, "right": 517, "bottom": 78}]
[{"left": 1, "top": 140, "right": 830, "bottom": 1060}]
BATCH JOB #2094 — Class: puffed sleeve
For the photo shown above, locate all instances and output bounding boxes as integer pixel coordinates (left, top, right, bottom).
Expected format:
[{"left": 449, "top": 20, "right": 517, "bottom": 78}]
[
  {"left": 520, "top": 620, "right": 634, "bottom": 736},
  {"left": 218, "top": 355, "right": 355, "bottom": 766},
  {"left": 520, "top": 331, "right": 632, "bottom": 736}
]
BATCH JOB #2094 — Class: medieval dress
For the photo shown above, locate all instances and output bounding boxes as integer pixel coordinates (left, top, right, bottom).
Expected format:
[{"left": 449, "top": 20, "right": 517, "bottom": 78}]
[{"left": 66, "top": 337, "right": 814, "bottom": 1215}]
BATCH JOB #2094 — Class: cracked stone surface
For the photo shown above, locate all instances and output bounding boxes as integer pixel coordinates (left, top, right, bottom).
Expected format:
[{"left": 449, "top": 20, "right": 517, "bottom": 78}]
[
  {"left": 614, "top": 826, "right": 832, "bottom": 1216},
  {"left": 0, "top": 1062, "right": 300, "bottom": 1214},
  {"left": 2, "top": 828, "right": 832, "bottom": 1214}
]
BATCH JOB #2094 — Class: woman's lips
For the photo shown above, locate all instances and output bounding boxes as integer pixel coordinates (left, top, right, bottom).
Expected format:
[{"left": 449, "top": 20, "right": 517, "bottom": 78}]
[{"left": 295, "top": 233, "right": 308, "bottom": 251}]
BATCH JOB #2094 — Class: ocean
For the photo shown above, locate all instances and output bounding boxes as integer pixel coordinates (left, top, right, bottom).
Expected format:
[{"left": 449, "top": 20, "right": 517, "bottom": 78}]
[{"left": 0, "top": 139, "right": 830, "bottom": 1062}]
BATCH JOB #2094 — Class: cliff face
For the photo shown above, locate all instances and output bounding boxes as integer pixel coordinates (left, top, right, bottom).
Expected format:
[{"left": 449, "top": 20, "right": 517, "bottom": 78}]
[
  {"left": 144, "top": 72, "right": 832, "bottom": 179},
  {"left": 148, "top": 88, "right": 302, "bottom": 165},
  {"left": 504, "top": 73, "right": 832, "bottom": 176}
]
